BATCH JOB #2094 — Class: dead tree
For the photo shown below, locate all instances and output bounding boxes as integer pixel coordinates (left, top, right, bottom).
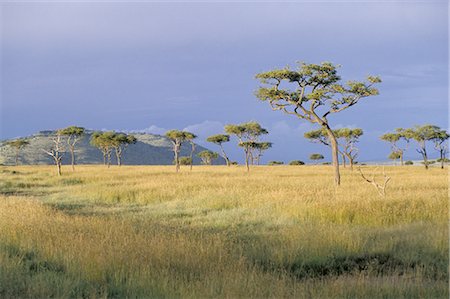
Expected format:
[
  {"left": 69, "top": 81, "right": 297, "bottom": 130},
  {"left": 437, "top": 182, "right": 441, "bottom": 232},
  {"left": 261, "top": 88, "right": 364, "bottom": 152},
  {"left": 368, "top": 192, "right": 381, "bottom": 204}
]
[
  {"left": 357, "top": 166, "right": 391, "bottom": 197},
  {"left": 43, "top": 133, "right": 65, "bottom": 176}
]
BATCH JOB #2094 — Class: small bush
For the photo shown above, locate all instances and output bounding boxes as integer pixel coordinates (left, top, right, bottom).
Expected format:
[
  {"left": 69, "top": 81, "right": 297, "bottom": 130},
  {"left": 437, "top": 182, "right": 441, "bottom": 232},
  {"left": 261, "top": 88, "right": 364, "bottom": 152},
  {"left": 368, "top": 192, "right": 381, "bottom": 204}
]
[
  {"left": 179, "top": 157, "right": 192, "bottom": 165},
  {"left": 405, "top": 160, "right": 413, "bottom": 165},
  {"left": 289, "top": 160, "right": 305, "bottom": 165},
  {"left": 322, "top": 162, "right": 331, "bottom": 165},
  {"left": 268, "top": 161, "right": 284, "bottom": 166}
]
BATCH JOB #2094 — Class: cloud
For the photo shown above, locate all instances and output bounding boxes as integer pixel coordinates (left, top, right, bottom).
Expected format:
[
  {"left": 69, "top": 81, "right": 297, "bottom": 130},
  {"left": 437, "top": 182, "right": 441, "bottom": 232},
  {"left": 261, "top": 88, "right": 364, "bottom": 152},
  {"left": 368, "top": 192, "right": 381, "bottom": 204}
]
[
  {"left": 129, "top": 125, "right": 168, "bottom": 135},
  {"left": 183, "top": 120, "right": 225, "bottom": 137}
]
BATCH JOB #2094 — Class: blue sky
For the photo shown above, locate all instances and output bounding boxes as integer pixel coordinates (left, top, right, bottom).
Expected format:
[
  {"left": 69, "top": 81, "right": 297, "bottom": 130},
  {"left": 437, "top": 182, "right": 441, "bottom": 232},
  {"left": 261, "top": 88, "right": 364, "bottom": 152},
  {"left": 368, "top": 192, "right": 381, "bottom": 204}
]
[{"left": 1, "top": 1, "right": 448, "bottom": 162}]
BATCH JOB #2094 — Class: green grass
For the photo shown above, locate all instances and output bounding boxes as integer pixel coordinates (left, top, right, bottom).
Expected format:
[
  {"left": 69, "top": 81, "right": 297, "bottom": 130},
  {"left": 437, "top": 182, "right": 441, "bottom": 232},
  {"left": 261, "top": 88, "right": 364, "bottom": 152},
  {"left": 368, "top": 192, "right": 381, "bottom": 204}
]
[{"left": 0, "top": 165, "right": 447, "bottom": 298}]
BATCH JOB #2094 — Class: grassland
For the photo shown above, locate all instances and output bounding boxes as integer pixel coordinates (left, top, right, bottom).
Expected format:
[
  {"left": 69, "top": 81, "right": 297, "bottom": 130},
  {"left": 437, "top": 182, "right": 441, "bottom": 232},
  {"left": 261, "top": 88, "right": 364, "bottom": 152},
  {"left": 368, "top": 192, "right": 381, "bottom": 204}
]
[{"left": 0, "top": 165, "right": 447, "bottom": 298}]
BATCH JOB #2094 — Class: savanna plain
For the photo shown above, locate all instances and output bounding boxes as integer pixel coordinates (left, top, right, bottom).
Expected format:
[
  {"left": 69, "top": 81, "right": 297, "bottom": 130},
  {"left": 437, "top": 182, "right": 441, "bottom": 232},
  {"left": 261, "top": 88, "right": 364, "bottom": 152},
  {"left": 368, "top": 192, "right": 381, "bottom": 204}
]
[{"left": 0, "top": 165, "right": 447, "bottom": 298}]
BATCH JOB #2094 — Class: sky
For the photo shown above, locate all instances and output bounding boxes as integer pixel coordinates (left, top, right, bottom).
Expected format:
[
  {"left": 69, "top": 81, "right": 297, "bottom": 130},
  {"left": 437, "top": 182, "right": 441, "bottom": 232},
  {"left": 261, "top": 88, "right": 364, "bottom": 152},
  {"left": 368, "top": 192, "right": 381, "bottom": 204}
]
[{"left": 0, "top": 1, "right": 448, "bottom": 163}]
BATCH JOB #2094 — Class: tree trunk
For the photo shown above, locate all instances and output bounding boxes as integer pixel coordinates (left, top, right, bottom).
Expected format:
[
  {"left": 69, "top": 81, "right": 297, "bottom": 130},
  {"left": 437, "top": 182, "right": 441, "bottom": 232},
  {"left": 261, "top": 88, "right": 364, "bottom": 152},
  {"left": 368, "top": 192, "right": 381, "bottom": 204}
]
[
  {"left": 420, "top": 143, "right": 428, "bottom": 170},
  {"left": 220, "top": 145, "right": 230, "bottom": 166},
  {"left": 341, "top": 153, "right": 346, "bottom": 168},
  {"left": 324, "top": 128, "right": 340, "bottom": 186},
  {"left": 115, "top": 148, "right": 122, "bottom": 166},
  {"left": 70, "top": 146, "right": 75, "bottom": 171},
  {"left": 107, "top": 151, "right": 111, "bottom": 168},
  {"left": 244, "top": 149, "right": 250, "bottom": 172},
  {"left": 175, "top": 150, "right": 180, "bottom": 172},
  {"left": 189, "top": 142, "right": 195, "bottom": 171},
  {"left": 400, "top": 151, "right": 404, "bottom": 166},
  {"left": 440, "top": 150, "right": 444, "bottom": 169},
  {"left": 57, "top": 161, "right": 62, "bottom": 176}
]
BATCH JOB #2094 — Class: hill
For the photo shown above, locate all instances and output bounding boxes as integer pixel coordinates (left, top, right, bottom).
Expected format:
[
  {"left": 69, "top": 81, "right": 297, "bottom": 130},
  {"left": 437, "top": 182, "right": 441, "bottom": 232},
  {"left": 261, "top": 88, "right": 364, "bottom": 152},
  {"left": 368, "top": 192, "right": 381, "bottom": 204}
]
[{"left": 0, "top": 130, "right": 221, "bottom": 166}]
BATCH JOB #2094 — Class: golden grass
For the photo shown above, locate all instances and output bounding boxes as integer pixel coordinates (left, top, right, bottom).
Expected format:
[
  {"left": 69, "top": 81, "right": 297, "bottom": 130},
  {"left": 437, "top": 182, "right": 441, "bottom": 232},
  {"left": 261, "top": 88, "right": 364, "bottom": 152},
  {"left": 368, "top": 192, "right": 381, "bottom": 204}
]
[{"left": 0, "top": 165, "right": 448, "bottom": 298}]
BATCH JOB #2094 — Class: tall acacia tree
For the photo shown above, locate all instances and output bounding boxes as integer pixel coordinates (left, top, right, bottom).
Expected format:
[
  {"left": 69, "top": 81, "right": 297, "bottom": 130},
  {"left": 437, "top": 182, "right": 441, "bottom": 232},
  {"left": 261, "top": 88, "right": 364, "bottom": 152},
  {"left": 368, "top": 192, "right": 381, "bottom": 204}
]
[
  {"left": 42, "top": 131, "right": 65, "bottom": 176},
  {"left": 432, "top": 129, "right": 449, "bottom": 169},
  {"left": 409, "top": 125, "right": 440, "bottom": 169},
  {"left": 6, "top": 139, "right": 29, "bottom": 166},
  {"left": 183, "top": 132, "right": 197, "bottom": 171},
  {"left": 206, "top": 134, "right": 231, "bottom": 166},
  {"left": 380, "top": 128, "right": 410, "bottom": 166},
  {"left": 58, "top": 126, "right": 85, "bottom": 171},
  {"left": 225, "top": 122, "right": 268, "bottom": 171},
  {"left": 256, "top": 61, "right": 381, "bottom": 185},
  {"left": 165, "top": 130, "right": 189, "bottom": 172},
  {"left": 111, "top": 133, "right": 137, "bottom": 166}
]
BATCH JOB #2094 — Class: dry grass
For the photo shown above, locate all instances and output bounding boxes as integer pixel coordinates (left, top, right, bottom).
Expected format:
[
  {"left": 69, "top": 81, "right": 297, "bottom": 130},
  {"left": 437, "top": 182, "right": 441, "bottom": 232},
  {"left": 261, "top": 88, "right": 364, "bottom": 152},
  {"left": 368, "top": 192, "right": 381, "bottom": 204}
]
[{"left": 0, "top": 165, "right": 447, "bottom": 298}]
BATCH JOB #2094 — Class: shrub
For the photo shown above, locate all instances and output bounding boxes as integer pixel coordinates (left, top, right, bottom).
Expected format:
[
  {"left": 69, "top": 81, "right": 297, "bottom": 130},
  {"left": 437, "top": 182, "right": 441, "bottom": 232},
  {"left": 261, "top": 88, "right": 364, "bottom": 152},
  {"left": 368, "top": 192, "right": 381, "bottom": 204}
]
[
  {"left": 405, "top": 160, "right": 414, "bottom": 165},
  {"left": 268, "top": 161, "right": 284, "bottom": 165},
  {"left": 179, "top": 157, "right": 192, "bottom": 166},
  {"left": 289, "top": 160, "right": 305, "bottom": 165}
]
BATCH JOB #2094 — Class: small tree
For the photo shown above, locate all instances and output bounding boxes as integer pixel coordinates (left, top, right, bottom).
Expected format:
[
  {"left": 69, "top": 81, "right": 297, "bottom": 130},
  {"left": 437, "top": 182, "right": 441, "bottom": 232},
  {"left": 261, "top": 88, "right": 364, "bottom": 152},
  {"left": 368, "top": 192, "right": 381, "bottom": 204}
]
[
  {"left": 253, "top": 142, "right": 273, "bottom": 165},
  {"left": 207, "top": 134, "right": 231, "bottom": 166},
  {"left": 58, "top": 126, "right": 85, "bottom": 171},
  {"left": 388, "top": 151, "right": 402, "bottom": 165},
  {"left": 432, "top": 129, "right": 449, "bottom": 169},
  {"left": 289, "top": 160, "right": 305, "bottom": 165},
  {"left": 256, "top": 61, "right": 381, "bottom": 185},
  {"left": 90, "top": 131, "right": 115, "bottom": 167},
  {"left": 183, "top": 132, "right": 197, "bottom": 171},
  {"left": 304, "top": 127, "right": 362, "bottom": 170},
  {"left": 111, "top": 133, "right": 137, "bottom": 166},
  {"left": 309, "top": 153, "right": 324, "bottom": 164},
  {"left": 165, "top": 130, "right": 189, "bottom": 172},
  {"left": 42, "top": 131, "right": 65, "bottom": 176},
  {"left": 380, "top": 128, "right": 410, "bottom": 166},
  {"left": 268, "top": 161, "right": 284, "bottom": 165},
  {"left": 197, "top": 150, "right": 219, "bottom": 165},
  {"left": 225, "top": 122, "right": 268, "bottom": 171},
  {"left": 409, "top": 125, "right": 440, "bottom": 169},
  {"left": 179, "top": 156, "right": 192, "bottom": 166},
  {"left": 6, "top": 139, "right": 29, "bottom": 166},
  {"left": 334, "top": 128, "right": 363, "bottom": 170}
]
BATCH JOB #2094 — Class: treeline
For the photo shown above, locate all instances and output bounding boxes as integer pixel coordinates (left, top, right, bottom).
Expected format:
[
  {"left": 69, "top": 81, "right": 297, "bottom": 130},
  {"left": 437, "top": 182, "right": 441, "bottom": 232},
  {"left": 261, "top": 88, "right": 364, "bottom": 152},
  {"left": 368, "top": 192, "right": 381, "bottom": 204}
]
[{"left": 5, "top": 61, "right": 448, "bottom": 184}]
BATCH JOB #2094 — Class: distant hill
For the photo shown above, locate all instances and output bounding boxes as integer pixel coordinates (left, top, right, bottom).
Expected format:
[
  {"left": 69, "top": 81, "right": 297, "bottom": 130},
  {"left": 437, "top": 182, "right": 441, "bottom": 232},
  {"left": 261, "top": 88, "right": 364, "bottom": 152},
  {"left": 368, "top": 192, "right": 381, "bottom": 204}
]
[{"left": 0, "top": 130, "right": 223, "bottom": 166}]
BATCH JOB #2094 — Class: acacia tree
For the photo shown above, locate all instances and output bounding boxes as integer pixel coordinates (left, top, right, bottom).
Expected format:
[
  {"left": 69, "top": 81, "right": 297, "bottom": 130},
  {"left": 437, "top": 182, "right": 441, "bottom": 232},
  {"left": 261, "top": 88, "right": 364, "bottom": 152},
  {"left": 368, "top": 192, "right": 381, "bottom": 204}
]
[
  {"left": 206, "top": 134, "right": 231, "bottom": 166},
  {"left": 90, "top": 131, "right": 115, "bottom": 167},
  {"left": 225, "top": 122, "right": 268, "bottom": 171},
  {"left": 42, "top": 131, "right": 65, "bottom": 176},
  {"left": 334, "top": 128, "right": 363, "bottom": 170},
  {"left": 111, "top": 133, "right": 137, "bottom": 166},
  {"left": 197, "top": 150, "right": 219, "bottom": 165},
  {"left": 388, "top": 151, "right": 402, "bottom": 165},
  {"left": 183, "top": 132, "right": 197, "bottom": 171},
  {"left": 256, "top": 61, "right": 381, "bottom": 185},
  {"left": 380, "top": 128, "right": 410, "bottom": 166},
  {"left": 253, "top": 141, "right": 273, "bottom": 165},
  {"left": 309, "top": 153, "right": 324, "bottom": 164},
  {"left": 58, "top": 126, "right": 85, "bottom": 171},
  {"left": 432, "top": 129, "right": 449, "bottom": 169},
  {"left": 165, "top": 130, "right": 189, "bottom": 172},
  {"left": 304, "top": 127, "right": 362, "bottom": 170},
  {"left": 409, "top": 125, "right": 440, "bottom": 169},
  {"left": 6, "top": 139, "right": 29, "bottom": 166}
]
